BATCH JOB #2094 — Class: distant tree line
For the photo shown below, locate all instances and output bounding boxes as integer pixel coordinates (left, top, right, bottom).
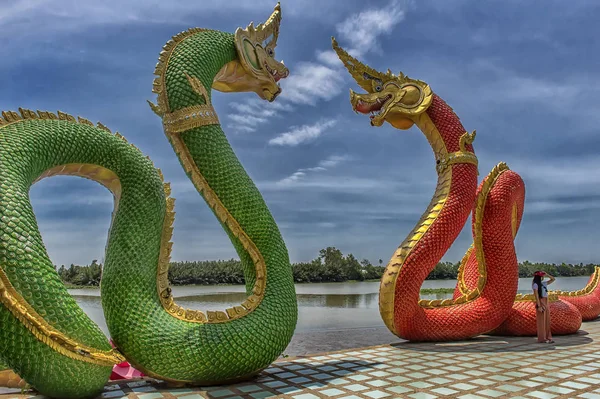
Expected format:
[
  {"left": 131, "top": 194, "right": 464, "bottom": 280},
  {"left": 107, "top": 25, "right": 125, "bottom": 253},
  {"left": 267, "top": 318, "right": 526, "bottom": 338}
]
[{"left": 56, "top": 247, "right": 599, "bottom": 287}]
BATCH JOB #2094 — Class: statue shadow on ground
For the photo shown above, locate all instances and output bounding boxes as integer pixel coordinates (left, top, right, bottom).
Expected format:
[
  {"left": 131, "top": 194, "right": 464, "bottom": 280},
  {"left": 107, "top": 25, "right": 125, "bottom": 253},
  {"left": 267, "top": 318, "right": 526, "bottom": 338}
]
[
  {"left": 391, "top": 329, "right": 593, "bottom": 353},
  {"left": 147, "top": 359, "right": 382, "bottom": 399}
]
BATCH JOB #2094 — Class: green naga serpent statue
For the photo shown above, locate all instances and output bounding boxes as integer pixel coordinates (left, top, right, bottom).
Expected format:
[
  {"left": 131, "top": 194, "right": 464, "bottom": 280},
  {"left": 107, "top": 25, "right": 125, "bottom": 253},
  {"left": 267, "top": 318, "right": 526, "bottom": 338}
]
[{"left": 0, "top": 3, "right": 297, "bottom": 398}]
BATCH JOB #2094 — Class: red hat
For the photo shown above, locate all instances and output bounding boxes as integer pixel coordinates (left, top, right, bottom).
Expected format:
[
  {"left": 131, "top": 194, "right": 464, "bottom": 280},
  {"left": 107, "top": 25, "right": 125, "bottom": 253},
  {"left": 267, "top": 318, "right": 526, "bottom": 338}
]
[{"left": 534, "top": 271, "right": 546, "bottom": 277}]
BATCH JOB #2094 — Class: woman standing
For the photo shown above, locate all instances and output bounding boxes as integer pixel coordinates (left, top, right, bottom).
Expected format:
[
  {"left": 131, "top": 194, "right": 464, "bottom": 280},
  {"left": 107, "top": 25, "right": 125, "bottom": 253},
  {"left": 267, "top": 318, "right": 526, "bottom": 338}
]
[{"left": 532, "top": 271, "right": 556, "bottom": 343}]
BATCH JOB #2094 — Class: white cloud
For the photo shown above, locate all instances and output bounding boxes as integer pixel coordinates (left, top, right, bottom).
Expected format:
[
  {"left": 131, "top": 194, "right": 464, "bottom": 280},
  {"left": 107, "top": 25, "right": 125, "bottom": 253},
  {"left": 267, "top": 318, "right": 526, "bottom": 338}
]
[
  {"left": 230, "top": 125, "right": 257, "bottom": 133},
  {"left": 0, "top": 0, "right": 334, "bottom": 39},
  {"left": 410, "top": 57, "right": 600, "bottom": 134},
  {"left": 228, "top": 114, "right": 268, "bottom": 128},
  {"left": 227, "top": 98, "right": 294, "bottom": 133},
  {"left": 317, "top": 222, "right": 336, "bottom": 228},
  {"left": 319, "top": 155, "right": 349, "bottom": 168},
  {"left": 269, "top": 119, "right": 337, "bottom": 146},
  {"left": 471, "top": 60, "right": 581, "bottom": 104},
  {"left": 280, "top": 0, "right": 408, "bottom": 106},
  {"left": 335, "top": 0, "right": 406, "bottom": 56},
  {"left": 527, "top": 199, "right": 600, "bottom": 215},
  {"left": 279, "top": 62, "right": 345, "bottom": 105},
  {"left": 0, "top": 1, "right": 365, "bottom": 70},
  {"left": 277, "top": 171, "right": 307, "bottom": 185},
  {"left": 316, "top": 50, "right": 342, "bottom": 67},
  {"left": 473, "top": 153, "right": 600, "bottom": 215},
  {"left": 275, "top": 154, "right": 351, "bottom": 186}
]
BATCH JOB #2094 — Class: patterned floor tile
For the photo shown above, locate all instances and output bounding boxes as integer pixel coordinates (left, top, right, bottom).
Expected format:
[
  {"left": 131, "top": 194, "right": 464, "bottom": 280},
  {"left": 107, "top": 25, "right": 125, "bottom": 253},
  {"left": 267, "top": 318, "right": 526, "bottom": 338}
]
[
  {"left": 365, "top": 379, "right": 390, "bottom": 387},
  {"left": 319, "top": 388, "right": 345, "bottom": 397},
  {"left": 451, "top": 383, "right": 477, "bottom": 390},
  {"left": 328, "top": 378, "right": 350, "bottom": 385},
  {"left": 386, "top": 386, "right": 414, "bottom": 394},
  {"left": 470, "top": 378, "right": 496, "bottom": 385},
  {"left": 264, "top": 381, "right": 287, "bottom": 388},
  {"left": 531, "top": 376, "right": 557, "bottom": 383},
  {"left": 561, "top": 381, "right": 591, "bottom": 389},
  {"left": 407, "top": 393, "right": 438, "bottom": 399},
  {"left": 347, "top": 374, "right": 370, "bottom": 381},
  {"left": 407, "top": 381, "right": 433, "bottom": 389},
  {"left": 301, "top": 381, "right": 326, "bottom": 390},
  {"left": 369, "top": 371, "right": 391, "bottom": 378},
  {"left": 424, "top": 368, "right": 449, "bottom": 375},
  {"left": 292, "top": 394, "right": 319, "bottom": 399},
  {"left": 505, "top": 371, "right": 528, "bottom": 378},
  {"left": 497, "top": 384, "right": 525, "bottom": 392},
  {"left": 487, "top": 375, "right": 512, "bottom": 382},
  {"left": 480, "top": 366, "right": 503, "bottom": 373},
  {"left": 344, "top": 384, "right": 369, "bottom": 392},
  {"left": 475, "top": 389, "right": 506, "bottom": 398},
  {"left": 101, "top": 391, "right": 126, "bottom": 398},
  {"left": 429, "top": 377, "right": 452, "bottom": 385},
  {"left": 363, "top": 390, "right": 391, "bottom": 398},
  {"left": 249, "top": 392, "right": 273, "bottom": 399},
  {"left": 289, "top": 377, "right": 311, "bottom": 384},
  {"left": 210, "top": 389, "right": 237, "bottom": 397},
  {"left": 406, "top": 372, "right": 430, "bottom": 379},
  {"left": 578, "top": 377, "right": 600, "bottom": 384},
  {"left": 276, "top": 386, "right": 304, "bottom": 395},
  {"left": 430, "top": 387, "right": 458, "bottom": 396},
  {"left": 516, "top": 380, "right": 543, "bottom": 388},
  {"left": 11, "top": 322, "right": 600, "bottom": 399},
  {"left": 526, "top": 392, "right": 558, "bottom": 399},
  {"left": 543, "top": 386, "right": 575, "bottom": 395},
  {"left": 137, "top": 393, "right": 164, "bottom": 399}
]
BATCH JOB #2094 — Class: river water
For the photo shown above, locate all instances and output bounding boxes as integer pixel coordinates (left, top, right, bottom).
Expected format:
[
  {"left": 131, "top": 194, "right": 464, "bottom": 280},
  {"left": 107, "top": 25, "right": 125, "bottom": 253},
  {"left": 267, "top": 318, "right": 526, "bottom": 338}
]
[{"left": 69, "top": 276, "right": 591, "bottom": 336}]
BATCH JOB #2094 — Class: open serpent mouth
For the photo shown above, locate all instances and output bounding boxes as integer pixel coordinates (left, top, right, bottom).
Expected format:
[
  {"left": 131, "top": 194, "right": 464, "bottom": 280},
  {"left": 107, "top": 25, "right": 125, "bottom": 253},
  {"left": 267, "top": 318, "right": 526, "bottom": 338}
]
[
  {"left": 263, "top": 62, "right": 288, "bottom": 101},
  {"left": 265, "top": 62, "right": 288, "bottom": 83},
  {"left": 354, "top": 95, "right": 392, "bottom": 120}
]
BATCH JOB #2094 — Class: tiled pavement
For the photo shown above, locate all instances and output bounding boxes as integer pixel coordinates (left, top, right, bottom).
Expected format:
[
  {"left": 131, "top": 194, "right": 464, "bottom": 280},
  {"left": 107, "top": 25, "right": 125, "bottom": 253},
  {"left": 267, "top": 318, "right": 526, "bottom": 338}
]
[{"left": 4, "top": 322, "right": 600, "bottom": 398}]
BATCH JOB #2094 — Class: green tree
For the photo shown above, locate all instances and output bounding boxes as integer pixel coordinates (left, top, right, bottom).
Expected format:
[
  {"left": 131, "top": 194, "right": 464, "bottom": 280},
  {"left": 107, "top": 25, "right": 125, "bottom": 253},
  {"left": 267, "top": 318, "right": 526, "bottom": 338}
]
[
  {"left": 55, "top": 248, "right": 598, "bottom": 286},
  {"left": 320, "top": 247, "right": 346, "bottom": 282},
  {"left": 343, "top": 253, "right": 364, "bottom": 281}
]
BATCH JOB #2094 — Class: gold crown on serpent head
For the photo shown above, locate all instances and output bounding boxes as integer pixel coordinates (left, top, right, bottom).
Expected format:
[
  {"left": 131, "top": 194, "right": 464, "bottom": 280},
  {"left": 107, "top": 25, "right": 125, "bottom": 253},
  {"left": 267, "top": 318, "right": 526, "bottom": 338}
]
[{"left": 331, "top": 36, "right": 433, "bottom": 128}]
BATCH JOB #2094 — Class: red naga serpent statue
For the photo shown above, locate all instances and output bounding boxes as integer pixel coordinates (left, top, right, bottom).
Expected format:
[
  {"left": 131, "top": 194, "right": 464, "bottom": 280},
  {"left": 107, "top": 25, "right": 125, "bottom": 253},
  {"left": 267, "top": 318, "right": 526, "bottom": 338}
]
[{"left": 332, "top": 38, "right": 599, "bottom": 341}]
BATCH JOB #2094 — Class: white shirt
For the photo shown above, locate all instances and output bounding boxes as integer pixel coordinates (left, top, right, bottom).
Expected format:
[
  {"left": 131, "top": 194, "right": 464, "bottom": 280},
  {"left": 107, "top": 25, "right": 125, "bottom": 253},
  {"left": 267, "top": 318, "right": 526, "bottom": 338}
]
[{"left": 532, "top": 281, "right": 548, "bottom": 298}]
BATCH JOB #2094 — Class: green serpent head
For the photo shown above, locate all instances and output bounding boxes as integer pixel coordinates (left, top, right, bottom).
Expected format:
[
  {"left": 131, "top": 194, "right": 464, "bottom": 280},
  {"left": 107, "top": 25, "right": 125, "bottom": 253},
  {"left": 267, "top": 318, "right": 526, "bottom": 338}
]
[
  {"left": 213, "top": 2, "right": 289, "bottom": 102},
  {"left": 331, "top": 37, "right": 433, "bottom": 129}
]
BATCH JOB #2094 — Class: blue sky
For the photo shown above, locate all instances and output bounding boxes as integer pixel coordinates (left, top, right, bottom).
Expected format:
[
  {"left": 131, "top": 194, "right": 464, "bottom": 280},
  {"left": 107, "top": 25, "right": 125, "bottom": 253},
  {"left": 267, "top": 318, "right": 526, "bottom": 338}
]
[{"left": 4, "top": 0, "right": 600, "bottom": 267}]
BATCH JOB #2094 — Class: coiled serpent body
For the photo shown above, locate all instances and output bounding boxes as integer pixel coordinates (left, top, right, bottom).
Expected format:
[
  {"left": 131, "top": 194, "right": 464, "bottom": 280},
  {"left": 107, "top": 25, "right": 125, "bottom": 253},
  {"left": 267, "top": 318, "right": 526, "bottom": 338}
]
[
  {"left": 0, "top": 4, "right": 297, "bottom": 398},
  {"left": 331, "top": 37, "right": 594, "bottom": 341}
]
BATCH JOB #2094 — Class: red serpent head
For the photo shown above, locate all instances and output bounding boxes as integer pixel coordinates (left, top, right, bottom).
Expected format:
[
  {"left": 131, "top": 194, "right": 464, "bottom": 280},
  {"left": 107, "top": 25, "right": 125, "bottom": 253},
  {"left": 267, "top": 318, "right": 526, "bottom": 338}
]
[{"left": 331, "top": 37, "right": 433, "bottom": 129}]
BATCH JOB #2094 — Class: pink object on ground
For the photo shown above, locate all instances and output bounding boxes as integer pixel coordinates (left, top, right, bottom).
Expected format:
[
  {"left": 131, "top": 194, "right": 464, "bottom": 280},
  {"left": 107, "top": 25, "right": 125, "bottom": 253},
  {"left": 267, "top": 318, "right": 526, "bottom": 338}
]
[
  {"left": 110, "top": 364, "right": 145, "bottom": 381},
  {"left": 109, "top": 339, "right": 145, "bottom": 380}
]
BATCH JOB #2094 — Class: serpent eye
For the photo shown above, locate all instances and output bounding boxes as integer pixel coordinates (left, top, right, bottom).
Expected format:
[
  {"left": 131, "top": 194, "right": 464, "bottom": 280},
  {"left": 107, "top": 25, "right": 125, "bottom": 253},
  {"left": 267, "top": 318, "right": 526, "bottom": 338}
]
[
  {"left": 267, "top": 48, "right": 274, "bottom": 57},
  {"left": 375, "top": 85, "right": 382, "bottom": 92}
]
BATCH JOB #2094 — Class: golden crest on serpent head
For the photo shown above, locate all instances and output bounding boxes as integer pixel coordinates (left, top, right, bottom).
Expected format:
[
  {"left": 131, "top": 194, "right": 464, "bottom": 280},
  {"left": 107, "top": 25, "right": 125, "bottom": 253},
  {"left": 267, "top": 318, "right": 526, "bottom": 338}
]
[
  {"left": 331, "top": 37, "right": 433, "bottom": 129},
  {"left": 213, "top": 2, "right": 289, "bottom": 102}
]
